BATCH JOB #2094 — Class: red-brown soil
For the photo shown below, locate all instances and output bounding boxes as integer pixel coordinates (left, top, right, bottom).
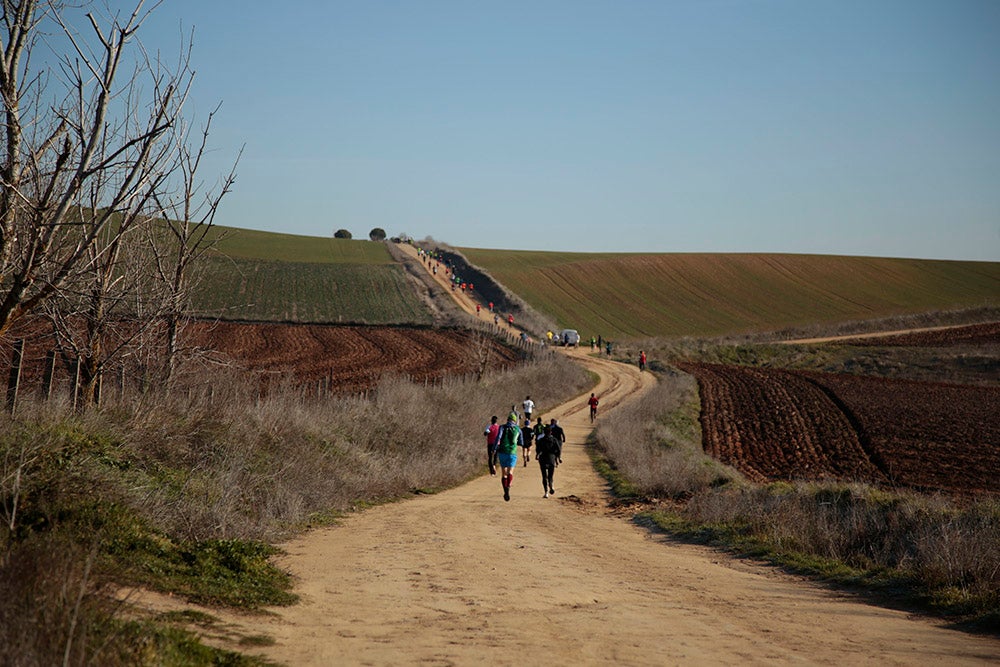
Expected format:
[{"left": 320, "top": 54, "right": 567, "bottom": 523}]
[
  {"left": 1, "top": 318, "right": 523, "bottom": 398},
  {"left": 180, "top": 320, "right": 522, "bottom": 393},
  {"left": 801, "top": 370, "right": 1000, "bottom": 494},
  {"left": 678, "top": 362, "right": 1000, "bottom": 494}
]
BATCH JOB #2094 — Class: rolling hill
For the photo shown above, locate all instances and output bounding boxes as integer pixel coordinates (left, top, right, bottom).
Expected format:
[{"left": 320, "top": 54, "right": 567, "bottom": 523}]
[
  {"left": 186, "top": 224, "right": 999, "bottom": 338},
  {"left": 458, "top": 249, "right": 1000, "bottom": 339}
]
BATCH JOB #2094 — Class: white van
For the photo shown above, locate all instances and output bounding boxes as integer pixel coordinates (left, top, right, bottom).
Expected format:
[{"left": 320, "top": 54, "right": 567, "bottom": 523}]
[{"left": 558, "top": 329, "right": 580, "bottom": 347}]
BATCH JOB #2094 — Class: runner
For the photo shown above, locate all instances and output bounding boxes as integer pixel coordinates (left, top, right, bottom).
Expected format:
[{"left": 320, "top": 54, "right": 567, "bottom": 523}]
[
  {"left": 535, "top": 424, "right": 562, "bottom": 498},
  {"left": 535, "top": 417, "right": 545, "bottom": 446},
  {"left": 522, "top": 395, "right": 534, "bottom": 423},
  {"left": 521, "top": 418, "right": 534, "bottom": 466},
  {"left": 483, "top": 415, "right": 500, "bottom": 476},
  {"left": 495, "top": 413, "right": 522, "bottom": 501},
  {"left": 639, "top": 350, "right": 647, "bottom": 371},
  {"left": 587, "top": 393, "right": 599, "bottom": 422},
  {"left": 549, "top": 418, "right": 566, "bottom": 453}
]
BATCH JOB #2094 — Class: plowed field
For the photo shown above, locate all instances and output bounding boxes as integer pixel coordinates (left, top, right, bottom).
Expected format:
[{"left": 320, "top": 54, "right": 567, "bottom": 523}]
[
  {"left": 678, "top": 362, "right": 1000, "bottom": 494},
  {"left": 182, "top": 320, "right": 521, "bottom": 392},
  {"left": 1, "top": 319, "right": 523, "bottom": 397}
]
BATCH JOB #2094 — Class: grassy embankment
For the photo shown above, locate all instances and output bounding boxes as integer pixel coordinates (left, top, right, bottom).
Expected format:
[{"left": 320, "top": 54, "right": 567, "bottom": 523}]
[
  {"left": 589, "top": 343, "right": 1000, "bottom": 631},
  {"left": 460, "top": 248, "right": 1000, "bottom": 340},
  {"left": 192, "top": 227, "right": 433, "bottom": 324}
]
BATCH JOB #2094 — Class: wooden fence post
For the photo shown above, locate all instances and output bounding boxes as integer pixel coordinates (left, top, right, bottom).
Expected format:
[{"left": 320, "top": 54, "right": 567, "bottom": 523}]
[
  {"left": 6, "top": 339, "right": 24, "bottom": 416},
  {"left": 42, "top": 350, "right": 56, "bottom": 401},
  {"left": 72, "top": 358, "right": 81, "bottom": 412},
  {"left": 94, "top": 372, "right": 102, "bottom": 409}
]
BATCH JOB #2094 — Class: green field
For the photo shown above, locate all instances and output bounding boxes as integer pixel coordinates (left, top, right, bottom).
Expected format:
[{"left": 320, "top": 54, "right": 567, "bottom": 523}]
[
  {"left": 190, "top": 228, "right": 432, "bottom": 324},
  {"left": 459, "top": 249, "right": 1000, "bottom": 339},
  {"left": 188, "top": 223, "right": 999, "bottom": 336},
  {"left": 207, "top": 225, "right": 391, "bottom": 264}
]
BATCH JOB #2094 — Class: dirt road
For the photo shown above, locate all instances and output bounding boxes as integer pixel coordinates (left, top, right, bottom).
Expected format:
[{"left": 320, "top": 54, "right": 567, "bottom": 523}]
[
  {"left": 197, "top": 345, "right": 994, "bottom": 666},
  {"left": 779, "top": 323, "right": 989, "bottom": 345},
  {"left": 169, "top": 246, "right": 999, "bottom": 665}
]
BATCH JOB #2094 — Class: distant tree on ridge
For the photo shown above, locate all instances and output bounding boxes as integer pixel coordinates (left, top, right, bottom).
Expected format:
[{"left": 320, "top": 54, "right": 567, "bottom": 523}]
[
  {"left": 334, "top": 229, "right": 353, "bottom": 239},
  {"left": 369, "top": 227, "right": 387, "bottom": 241}
]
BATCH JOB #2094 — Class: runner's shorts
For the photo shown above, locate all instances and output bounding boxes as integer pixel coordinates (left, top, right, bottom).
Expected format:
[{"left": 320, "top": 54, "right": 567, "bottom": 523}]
[{"left": 497, "top": 452, "right": 518, "bottom": 469}]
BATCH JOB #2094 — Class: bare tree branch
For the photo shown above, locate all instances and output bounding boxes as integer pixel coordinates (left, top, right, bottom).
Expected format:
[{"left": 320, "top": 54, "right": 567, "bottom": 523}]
[{"left": 0, "top": 0, "right": 190, "bottom": 340}]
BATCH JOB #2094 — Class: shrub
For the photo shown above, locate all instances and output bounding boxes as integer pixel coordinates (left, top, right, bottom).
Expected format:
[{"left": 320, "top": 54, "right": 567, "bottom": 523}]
[{"left": 591, "top": 369, "right": 738, "bottom": 498}]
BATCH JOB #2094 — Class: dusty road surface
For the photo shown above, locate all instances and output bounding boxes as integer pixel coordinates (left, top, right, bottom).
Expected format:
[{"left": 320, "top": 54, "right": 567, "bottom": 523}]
[{"left": 184, "top": 344, "right": 997, "bottom": 666}]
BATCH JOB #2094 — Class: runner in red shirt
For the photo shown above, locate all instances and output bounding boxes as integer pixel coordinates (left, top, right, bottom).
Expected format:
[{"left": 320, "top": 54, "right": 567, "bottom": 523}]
[{"left": 587, "top": 393, "right": 599, "bottom": 422}]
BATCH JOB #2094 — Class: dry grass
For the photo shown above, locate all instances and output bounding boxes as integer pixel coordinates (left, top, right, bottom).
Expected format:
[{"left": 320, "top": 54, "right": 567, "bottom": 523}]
[
  {"left": 678, "top": 483, "right": 1000, "bottom": 621},
  {"left": 0, "top": 351, "right": 590, "bottom": 662},
  {"left": 0, "top": 535, "right": 98, "bottom": 666},
  {"left": 591, "top": 369, "right": 738, "bottom": 498},
  {"left": 93, "top": 352, "right": 589, "bottom": 543}
]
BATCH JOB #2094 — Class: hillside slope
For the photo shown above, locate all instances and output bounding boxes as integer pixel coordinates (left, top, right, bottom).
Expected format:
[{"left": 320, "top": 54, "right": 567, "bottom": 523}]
[
  {"left": 459, "top": 249, "right": 1000, "bottom": 339},
  {"left": 189, "top": 228, "right": 433, "bottom": 325}
]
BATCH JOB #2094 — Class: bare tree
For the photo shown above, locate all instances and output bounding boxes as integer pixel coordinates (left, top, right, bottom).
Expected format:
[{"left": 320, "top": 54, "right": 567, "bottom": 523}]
[
  {"left": 0, "top": 0, "right": 190, "bottom": 342},
  {"left": 42, "top": 194, "right": 162, "bottom": 407},
  {"left": 150, "top": 104, "right": 241, "bottom": 386}
]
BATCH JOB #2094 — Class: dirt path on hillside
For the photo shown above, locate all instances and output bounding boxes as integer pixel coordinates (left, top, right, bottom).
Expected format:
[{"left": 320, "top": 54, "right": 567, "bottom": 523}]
[
  {"left": 780, "top": 323, "right": 987, "bottom": 345},
  {"left": 137, "top": 246, "right": 999, "bottom": 665},
  {"left": 398, "top": 243, "right": 533, "bottom": 340}
]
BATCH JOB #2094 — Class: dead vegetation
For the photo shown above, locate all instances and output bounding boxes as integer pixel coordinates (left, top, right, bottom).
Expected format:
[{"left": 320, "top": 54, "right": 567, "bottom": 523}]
[{"left": 0, "top": 353, "right": 589, "bottom": 663}]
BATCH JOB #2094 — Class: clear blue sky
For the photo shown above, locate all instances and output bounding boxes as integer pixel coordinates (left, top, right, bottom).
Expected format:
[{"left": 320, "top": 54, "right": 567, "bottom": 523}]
[{"left": 134, "top": 0, "right": 999, "bottom": 260}]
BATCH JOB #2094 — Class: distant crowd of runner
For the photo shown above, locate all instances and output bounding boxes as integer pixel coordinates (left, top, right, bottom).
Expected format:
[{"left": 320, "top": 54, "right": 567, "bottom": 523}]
[
  {"left": 415, "top": 246, "right": 652, "bottom": 374},
  {"left": 483, "top": 396, "right": 566, "bottom": 501}
]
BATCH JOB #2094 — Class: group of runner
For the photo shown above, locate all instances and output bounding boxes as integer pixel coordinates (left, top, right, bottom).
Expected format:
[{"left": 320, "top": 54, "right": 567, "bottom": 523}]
[{"left": 483, "top": 395, "right": 565, "bottom": 501}]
